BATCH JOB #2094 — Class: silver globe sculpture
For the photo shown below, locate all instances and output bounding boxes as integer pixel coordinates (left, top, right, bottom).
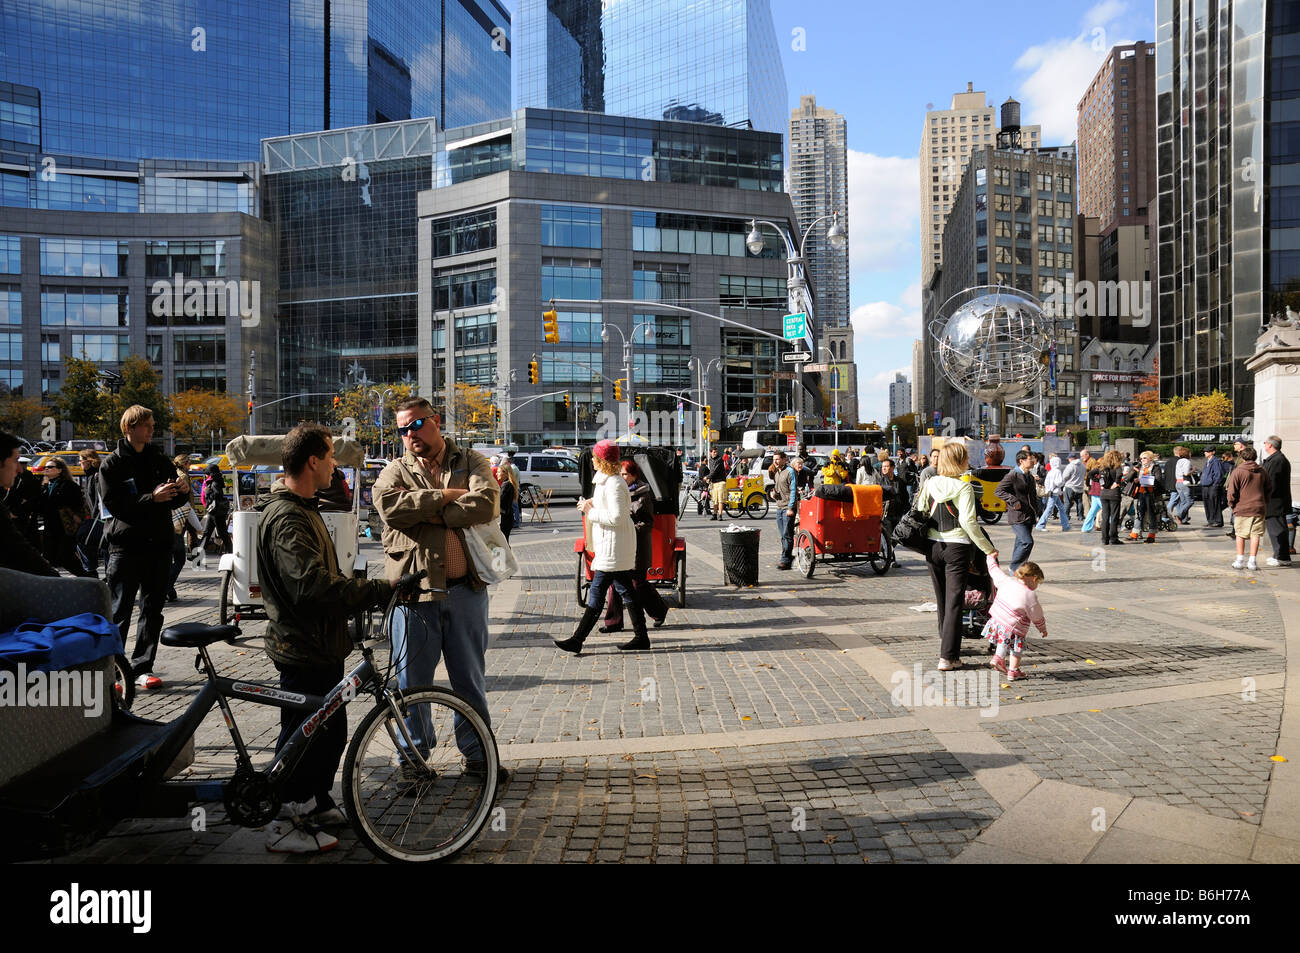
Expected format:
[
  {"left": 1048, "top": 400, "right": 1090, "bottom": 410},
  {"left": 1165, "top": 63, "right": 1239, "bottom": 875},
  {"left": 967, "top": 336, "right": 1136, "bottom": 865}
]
[{"left": 928, "top": 286, "right": 1050, "bottom": 404}]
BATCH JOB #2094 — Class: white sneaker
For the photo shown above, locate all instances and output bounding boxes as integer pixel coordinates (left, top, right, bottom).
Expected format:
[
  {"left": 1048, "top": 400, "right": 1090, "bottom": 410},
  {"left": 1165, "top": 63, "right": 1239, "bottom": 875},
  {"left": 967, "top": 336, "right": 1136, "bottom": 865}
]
[
  {"left": 1247, "top": 558, "right": 1258, "bottom": 571},
  {"left": 1266, "top": 558, "right": 1282, "bottom": 568},
  {"left": 265, "top": 819, "right": 339, "bottom": 854},
  {"left": 936, "top": 657, "right": 964, "bottom": 671},
  {"left": 1231, "top": 556, "right": 1245, "bottom": 570}
]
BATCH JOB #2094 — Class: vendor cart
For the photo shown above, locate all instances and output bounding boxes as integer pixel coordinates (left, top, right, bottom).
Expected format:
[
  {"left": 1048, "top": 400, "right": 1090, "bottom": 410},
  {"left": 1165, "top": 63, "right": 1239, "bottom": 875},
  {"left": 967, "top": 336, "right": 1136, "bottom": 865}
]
[
  {"left": 964, "top": 466, "right": 1010, "bottom": 524},
  {"left": 793, "top": 484, "right": 893, "bottom": 578},
  {"left": 722, "top": 448, "right": 769, "bottom": 519},
  {"left": 217, "top": 434, "right": 371, "bottom": 637}
]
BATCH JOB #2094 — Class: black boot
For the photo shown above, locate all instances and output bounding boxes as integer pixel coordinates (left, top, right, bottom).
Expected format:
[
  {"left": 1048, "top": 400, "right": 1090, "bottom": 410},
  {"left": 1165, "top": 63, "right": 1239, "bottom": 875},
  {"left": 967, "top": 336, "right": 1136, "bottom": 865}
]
[
  {"left": 556, "top": 605, "right": 601, "bottom": 655},
  {"left": 618, "top": 606, "right": 650, "bottom": 651}
]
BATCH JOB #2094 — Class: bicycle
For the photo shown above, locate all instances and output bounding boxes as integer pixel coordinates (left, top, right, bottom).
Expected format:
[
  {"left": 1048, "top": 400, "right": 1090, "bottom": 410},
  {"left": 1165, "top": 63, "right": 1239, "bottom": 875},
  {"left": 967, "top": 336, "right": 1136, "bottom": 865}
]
[
  {"left": 679, "top": 478, "right": 713, "bottom": 519},
  {"left": 0, "top": 571, "right": 499, "bottom": 864}
]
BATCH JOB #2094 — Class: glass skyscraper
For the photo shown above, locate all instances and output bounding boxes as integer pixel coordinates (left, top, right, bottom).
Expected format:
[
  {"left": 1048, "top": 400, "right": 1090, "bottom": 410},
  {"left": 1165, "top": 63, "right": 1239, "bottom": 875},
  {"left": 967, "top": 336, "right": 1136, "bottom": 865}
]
[
  {"left": 0, "top": 0, "right": 511, "bottom": 164},
  {"left": 514, "top": 0, "right": 786, "bottom": 136},
  {"left": 1155, "top": 0, "right": 1300, "bottom": 413}
]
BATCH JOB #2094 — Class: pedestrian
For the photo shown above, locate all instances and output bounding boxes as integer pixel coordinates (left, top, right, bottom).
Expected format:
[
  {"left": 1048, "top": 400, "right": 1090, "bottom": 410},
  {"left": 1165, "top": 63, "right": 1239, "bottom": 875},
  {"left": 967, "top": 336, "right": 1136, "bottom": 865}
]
[
  {"left": 1167, "top": 446, "right": 1194, "bottom": 525},
  {"left": 996, "top": 449, "right": 1040, "bottom": 570},
  {"left": 601, "top": 457, "right": 668, "bottom": 633},
  {"left": 706, "top": 446, "right": 727, "bottom": 521},
  {"left": 1075, "top": 449, "right": 1093, "bottom": 519},
  {"left": 0, "top": 431, "right": 58, "bottom": 576},
  {"left": 983, "top": 555, "right": 1048, "bottom": 682},
  {"left": 855, "top": 451, "right": 877, "bottom": 485},
  {"left": 77, "top": 449, "right": 108, "bottom": 576},
  {"left": 916, "top": 448, "right": 939, "bottom": 494},
  {"left": 1059, "top": 451, "right": 1086, "bottom": 523},
  {"left": 1226, "top": 446, "right": 1271, "bottom": 571},
  {"left": 39, "top": 458, "right": 92, "bottom": 576},
  {"left": 197, "top": 462, "right": 233, "bottom": 565},
  {"left": 876, "top": 458, "right": 908, "bottom": 540},
  {"left": 773, "top": 450, "right": 796, "bottom": 570},
  {"left": 372, "top": 397, "right": 506, "bottom": 781},
  {"left": 255, "top": 423, "right": 394, "bottom": 853},
  {"left": 555, "top": 439, "right": 649, "bottom": 653},
  {"left": 819, "top": 449, "right": 849, "bottom": 485},
  {"left": 1036, "top": 455, "right": 1071, "bottom": 532},
  {"left": 1261, "top": 435, "right": 1292, "bottom": 568},
  {"left": 1, "top": 449, "right": 42, "bottom": 549},
  {"left": 504, "top": 451, "right": 523, "bottom": 528},
  {"left": 1222, "top": 449, "right": 1238, "bottom": 538},
  {"left": 1200, "top": 447, "right": 1227, "bottom": 527},
  {"left": 914, "top": 442, "right": 997, "bottom": 671},
  {"left": 315, "top": 465, "right": 353, "bottom": 511},
  {"left": 844, "top": 449, "right": 859, "bottom": 483},
  {"left": 1079, "top": 455, "right": 1104, "bottom": 534},
  {"left": 1124, "top": 450, "right": 1163, "bottom": 543},
  {"left": 1095, "top": 449, "right": 1126, "bottom": 545},
  {"left": 166, "top": 454, "right": 201, "bottom": 601},
  {"left": 494, "top": 455, "right": 518, "bottom": 541},
  {"left": 99, "top": 405, "right": 189, "bottom": 690}
]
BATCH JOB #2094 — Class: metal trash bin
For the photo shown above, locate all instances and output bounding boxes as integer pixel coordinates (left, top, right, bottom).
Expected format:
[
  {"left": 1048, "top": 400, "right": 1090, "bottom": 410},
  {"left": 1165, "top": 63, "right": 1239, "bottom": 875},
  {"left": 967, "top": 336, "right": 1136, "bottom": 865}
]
[{"left": 720, "top": 525, "right": 760, "bottom": 586}]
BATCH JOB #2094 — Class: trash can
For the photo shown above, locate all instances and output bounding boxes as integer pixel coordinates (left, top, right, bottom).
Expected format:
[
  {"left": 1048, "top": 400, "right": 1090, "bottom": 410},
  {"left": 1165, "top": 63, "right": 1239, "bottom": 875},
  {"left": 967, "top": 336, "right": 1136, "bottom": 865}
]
[{"left": 720, "top": 525, "right": 761, "bottom": 586}]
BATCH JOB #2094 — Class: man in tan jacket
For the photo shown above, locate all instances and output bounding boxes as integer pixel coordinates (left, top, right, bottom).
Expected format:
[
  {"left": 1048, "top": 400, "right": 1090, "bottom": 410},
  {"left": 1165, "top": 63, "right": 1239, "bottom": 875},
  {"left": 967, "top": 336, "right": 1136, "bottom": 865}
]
[{"left": 373, "top": 397, "right": 504, "bottom": 781}]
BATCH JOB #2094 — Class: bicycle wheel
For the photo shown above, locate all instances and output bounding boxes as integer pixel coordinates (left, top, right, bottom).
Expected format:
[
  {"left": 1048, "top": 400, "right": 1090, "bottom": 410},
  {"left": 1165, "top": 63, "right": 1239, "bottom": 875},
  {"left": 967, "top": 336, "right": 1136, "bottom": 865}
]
[
  {"left": 111, "top": 653, "right": 134, "bottom": 712},
  {"left": 343, "top": 686, "right": 499, "bottom": 863}
]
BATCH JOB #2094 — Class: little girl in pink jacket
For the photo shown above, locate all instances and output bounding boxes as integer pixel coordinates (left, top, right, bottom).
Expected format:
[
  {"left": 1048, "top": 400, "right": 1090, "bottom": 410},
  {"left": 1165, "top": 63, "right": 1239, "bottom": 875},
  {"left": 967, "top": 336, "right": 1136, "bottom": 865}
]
[{"left": 983, "top": 555, "right": 1048, "bottom": 680}]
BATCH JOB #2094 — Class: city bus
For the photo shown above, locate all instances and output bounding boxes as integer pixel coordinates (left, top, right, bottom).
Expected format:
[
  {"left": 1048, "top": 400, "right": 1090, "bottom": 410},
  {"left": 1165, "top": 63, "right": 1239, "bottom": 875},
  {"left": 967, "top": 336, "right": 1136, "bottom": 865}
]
[{"left": 741, "top": 428, "right": 887, "bottom": 453}]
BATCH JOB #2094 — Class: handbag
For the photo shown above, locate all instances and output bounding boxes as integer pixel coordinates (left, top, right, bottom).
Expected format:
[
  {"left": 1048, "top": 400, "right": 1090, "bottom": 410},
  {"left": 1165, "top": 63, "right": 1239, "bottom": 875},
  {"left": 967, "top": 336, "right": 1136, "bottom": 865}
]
[
  {"left": 463, "top": 521, "right": 518, "bottom": 584},
  {"left": 891, "top": 497, "right": 939, "bottom": 554}
]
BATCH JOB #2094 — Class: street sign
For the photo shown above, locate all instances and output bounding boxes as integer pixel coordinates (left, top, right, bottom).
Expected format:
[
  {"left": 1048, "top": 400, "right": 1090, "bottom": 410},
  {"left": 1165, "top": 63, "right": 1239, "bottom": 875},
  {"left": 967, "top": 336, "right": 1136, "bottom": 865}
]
[
  {"left": 804, "top": 362, "right": 828, "bottom": 373},
  {"left": 772, "top": 371, "right": 795, "bottom": 380},
  {"left": 782, "top": 312, "right": 807, "bottom": 340},
  {"left": 786, "top": 434, "right": 797, "bottom": 449},
  {"left": 1045, "top": 424, "right": 1057, "bottom": 434},
  {"left": 782, "top": 350, "right": 811, "bottom": 364}
]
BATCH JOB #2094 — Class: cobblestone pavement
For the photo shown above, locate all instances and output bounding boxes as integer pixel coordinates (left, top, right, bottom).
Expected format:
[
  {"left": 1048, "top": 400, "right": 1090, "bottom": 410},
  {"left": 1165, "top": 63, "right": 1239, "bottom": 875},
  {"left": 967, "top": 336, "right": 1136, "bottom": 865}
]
[{"left": 41, "top": 499, "right": 1300, "bottom": 864}]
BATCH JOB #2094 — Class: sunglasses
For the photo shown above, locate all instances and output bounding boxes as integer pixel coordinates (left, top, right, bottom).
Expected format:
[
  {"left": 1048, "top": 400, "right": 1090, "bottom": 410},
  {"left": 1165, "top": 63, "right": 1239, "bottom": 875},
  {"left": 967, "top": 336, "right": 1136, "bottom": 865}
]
[{"left": 396, "top": 417, "right": 429, "bottom": 438}]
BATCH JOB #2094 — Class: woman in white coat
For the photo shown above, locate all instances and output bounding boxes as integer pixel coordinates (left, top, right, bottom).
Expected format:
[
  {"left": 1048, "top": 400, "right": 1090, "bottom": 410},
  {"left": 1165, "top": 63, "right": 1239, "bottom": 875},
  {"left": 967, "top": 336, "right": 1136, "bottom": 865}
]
[{"left": 555, "top": 440, "right": 650, "bottom": 654}]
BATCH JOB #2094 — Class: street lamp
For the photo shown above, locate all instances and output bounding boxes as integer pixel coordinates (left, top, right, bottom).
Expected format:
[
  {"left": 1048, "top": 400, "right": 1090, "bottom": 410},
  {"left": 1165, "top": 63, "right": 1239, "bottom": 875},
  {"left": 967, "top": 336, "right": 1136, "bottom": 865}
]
[
  {"left": 601, "top": 319, "right": 655, "bottom": 434},
  {"left": 818, "top": 346, "right": 841, "bottom": 449},
  {"left": 745, "top": 210, "right": 844, "bottom": 443},
  {"left": 689, "top": 356, "right": 722, "bottom": 457},
  {"left": 367, "top": 386, "right": 395, "bottom": 458}
]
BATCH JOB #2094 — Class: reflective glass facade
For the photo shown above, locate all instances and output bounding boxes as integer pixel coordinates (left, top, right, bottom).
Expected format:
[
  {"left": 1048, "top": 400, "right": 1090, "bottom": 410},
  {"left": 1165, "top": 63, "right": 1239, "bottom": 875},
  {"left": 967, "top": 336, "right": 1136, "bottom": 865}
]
[
  {"left": 1155, "top": 0, "right": 1300, "bottom": 414},
  {"left": 0, "top": 0, "right": 511, "bottom": 163},
  {"left": 515, "top": 0, "right": 786, "bottom": 136}
]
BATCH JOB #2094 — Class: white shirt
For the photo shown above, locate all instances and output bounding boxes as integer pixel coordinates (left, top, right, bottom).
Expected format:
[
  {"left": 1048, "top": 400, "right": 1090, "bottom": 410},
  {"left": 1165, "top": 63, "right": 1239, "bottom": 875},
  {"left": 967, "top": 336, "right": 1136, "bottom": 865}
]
[{"left": 1175, "top": 458, "right": 1191, "bottom": 483}]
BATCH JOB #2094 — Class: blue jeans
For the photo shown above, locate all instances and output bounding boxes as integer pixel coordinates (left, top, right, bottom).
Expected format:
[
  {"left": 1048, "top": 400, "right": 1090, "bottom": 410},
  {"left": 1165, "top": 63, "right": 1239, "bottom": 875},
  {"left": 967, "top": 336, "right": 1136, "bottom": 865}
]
[
  {"left": 1168, "top": 483, "right": 1192, "bottom": 520},
  {"left": 390, "top": 584, "right": 492, "bottom": 760},
  {"left": 513, "top": 500, "right": 522, "bottom": 528},
  {"left": 776, "top": 509, "right": 795, "bottom": 565},
  {"left": 1081, "top": 496, "right": 1102, "bottom": 532},
  {"left": 1010, "top": 521, "right": 1035, "bottom": 572},
  {"left": 1036, "top": 493, "right": 1071, "bottom": 531}
]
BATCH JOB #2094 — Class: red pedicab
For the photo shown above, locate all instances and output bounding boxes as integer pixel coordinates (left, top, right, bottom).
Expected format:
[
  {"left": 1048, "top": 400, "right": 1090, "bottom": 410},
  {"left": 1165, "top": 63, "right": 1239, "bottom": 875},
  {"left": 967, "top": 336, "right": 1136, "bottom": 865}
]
[
  {"left": 793, "top": 483, "right": 894, "bottom": 578},
  {"left": 574, "top": 445, "right": 687, "bottom": 607}
]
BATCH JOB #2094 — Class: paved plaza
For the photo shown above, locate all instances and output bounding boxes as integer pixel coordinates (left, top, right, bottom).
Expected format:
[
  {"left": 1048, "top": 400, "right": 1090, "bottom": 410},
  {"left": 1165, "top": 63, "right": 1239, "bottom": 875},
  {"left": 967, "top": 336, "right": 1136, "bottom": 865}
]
[{"left": 49, "top": 504, "right": 1300, "bottom": 864}]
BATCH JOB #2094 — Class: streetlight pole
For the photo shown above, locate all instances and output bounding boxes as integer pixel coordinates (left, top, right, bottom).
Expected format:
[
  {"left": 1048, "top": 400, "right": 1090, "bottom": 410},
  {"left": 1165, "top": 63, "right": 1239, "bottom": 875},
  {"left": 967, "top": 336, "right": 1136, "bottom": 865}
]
[
  {"left": 745, "top": 212, "right": 846, "bottom": 447},
  {"left": 690, "top": 356, "right": 721, "bottom": 458},
  {"left": 601, "top": 319, "right": 655, "bottom": 437},
  {"left": 819, "top": 346, "right": 840, "bottom": 448}
]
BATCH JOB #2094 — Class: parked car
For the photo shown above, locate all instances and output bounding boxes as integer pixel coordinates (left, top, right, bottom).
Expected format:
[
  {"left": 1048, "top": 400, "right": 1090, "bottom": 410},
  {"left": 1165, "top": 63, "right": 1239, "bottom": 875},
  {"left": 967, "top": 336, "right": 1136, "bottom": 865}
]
[{"left": 513, "top": 451, "right": 582, "bottom": 503}]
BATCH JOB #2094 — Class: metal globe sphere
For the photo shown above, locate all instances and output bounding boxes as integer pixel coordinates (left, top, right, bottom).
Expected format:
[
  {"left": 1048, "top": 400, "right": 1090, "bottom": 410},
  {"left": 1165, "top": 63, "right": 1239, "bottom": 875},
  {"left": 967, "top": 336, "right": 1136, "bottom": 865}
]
[{"left": 930, "top": 287, "right": 1049, "bottom": 403}]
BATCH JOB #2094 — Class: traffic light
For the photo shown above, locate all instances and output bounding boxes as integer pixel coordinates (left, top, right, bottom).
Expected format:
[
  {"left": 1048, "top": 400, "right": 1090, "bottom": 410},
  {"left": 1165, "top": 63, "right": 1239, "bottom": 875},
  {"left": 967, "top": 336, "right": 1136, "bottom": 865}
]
[
  {"left": 703, "top": 405, "right": 711, "bottom": 429},
  {"left": 333, "top": 396, "right": 341, "bottom": 410},
  {"left": 528, "top": 359, "right": 539, "bottom": 385},
  {"left": 542, "top": 308, "right": 560, "bottom": 344},
  {"left": 614, "top": 379, "right": 624, "bottom": 402},
  {"left": 563, "top": 393, "right": 571, "bottom": 409},
  {"left": 635, "top": 395, "right": 642, "bottom": 411},
  {"left": 247, "top": 400, "right": 254, "bottom": 417}
]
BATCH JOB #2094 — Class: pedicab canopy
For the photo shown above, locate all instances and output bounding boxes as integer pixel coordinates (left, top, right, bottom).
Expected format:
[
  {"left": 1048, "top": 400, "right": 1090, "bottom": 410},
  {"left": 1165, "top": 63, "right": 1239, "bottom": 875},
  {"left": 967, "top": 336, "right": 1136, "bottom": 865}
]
[
  {"left": 224, "top": 434, "right": 366, "bottom": 470},
  {"left": 577, "top": 445, "right": 682, "bottom": 516}
]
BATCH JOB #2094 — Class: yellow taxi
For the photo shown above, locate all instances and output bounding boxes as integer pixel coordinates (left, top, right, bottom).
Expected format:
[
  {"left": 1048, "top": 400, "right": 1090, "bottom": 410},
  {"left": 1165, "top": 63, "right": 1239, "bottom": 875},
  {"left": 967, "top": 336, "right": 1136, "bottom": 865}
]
[{"left": 30, "top": 450, "right": 111, "bottom": 479}]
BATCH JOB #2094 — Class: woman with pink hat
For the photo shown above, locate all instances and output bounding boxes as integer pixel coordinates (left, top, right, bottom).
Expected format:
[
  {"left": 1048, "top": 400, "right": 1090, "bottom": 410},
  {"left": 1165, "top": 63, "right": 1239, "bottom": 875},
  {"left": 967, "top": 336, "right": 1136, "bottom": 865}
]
[{"left": 554, "top": 439, "right": 650, "bottom": 654}]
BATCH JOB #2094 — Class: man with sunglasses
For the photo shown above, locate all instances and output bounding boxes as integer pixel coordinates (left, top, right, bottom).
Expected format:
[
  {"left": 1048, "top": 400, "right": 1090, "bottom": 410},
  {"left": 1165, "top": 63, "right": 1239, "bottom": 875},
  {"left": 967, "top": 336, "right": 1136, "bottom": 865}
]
[{"left": 373, "top": 398, "right": 506, "bottom": 783}]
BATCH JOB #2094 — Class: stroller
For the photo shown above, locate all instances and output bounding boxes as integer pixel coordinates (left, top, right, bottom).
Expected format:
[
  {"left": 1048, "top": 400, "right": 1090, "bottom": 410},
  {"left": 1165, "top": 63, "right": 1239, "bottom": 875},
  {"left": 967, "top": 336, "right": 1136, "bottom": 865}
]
[{"left": 960, "top": 540, "right": 997, "bottom": 652}]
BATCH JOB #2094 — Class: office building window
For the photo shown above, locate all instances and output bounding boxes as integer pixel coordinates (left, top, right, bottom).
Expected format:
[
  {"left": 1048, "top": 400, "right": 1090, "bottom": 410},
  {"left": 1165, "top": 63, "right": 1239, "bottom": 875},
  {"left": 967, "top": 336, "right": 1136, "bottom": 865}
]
[
  {"left": 431, "top": 208, "right": 497, "bottom": 257},
  {"left": 41, "top": 288, "right": 129, "bottom": 327},
  {"left": 0, "top": 236, "right": 20, "bottom": 274},
  {"left": 0, "top": 285, "right": 19, "bottom": 324},
  {"left": 40, "top": 239, "right": 129, "bottom": 277}
]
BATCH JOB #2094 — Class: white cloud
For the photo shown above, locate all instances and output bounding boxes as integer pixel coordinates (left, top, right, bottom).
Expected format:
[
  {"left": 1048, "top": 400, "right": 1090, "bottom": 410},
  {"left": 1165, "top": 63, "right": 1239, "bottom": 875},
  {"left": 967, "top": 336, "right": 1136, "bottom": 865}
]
[
  {"left": 847, "top": 150, "right": 919, "bottom": 276},
  {"left": 849, "top": 281, "right": 923, "bottom": 339},
  {"left": 1012, "top": 0, "right": 1139, "bottom": 144}
]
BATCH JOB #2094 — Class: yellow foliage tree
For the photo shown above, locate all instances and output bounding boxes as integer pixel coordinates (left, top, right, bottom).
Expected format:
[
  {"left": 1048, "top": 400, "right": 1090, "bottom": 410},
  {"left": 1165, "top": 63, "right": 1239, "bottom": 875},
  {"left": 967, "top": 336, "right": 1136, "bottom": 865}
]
[
  {"left": 0, "top": 395, "right": 48, "bottom": 436},
  {"left": 331, "top": 382, "right": 418, "bottom": 452},
  {"left": 454, "top": 382, "right": 498, "bottom": 439},
  {"left": 169, "top": 389, "right": 246, "bottom": 452}
]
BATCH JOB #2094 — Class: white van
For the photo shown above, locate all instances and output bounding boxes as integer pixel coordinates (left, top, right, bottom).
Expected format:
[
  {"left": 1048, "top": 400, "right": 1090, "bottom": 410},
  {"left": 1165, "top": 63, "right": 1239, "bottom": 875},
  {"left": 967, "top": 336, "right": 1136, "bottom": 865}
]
[{"left": 512, "top": 452, "right": 582, "bottom": 503}]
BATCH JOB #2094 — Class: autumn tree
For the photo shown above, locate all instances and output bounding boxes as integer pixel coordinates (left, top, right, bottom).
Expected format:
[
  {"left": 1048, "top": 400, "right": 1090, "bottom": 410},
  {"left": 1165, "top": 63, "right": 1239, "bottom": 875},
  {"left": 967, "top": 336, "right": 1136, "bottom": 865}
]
[
  {"left": 1129, "top": 359, "right": 1161, "bottom": 427},
  {"left": 169, "top": 388, "right": 246, "bottom": 452},
  {"left": 331, "top": 381, "right": 418, "bottom": 452},
  {"left": 453, "top": 382, "right": 498, "bottom": 438},
  {"left": 111, "top": 354, "right": 171, "bottom": 433},
  {"left": 0, "top": 394, "right": 47, "bottom": 436},
  {"left": 56, "top": 356, "right": 112, "bottom": 440}
]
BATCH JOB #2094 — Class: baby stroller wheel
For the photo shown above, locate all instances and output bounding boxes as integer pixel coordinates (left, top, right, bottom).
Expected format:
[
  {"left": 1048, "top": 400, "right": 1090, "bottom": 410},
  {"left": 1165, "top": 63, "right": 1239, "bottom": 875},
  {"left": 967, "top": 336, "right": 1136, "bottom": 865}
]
[{"left": 1123, "top": 516, "right": 1134, "bottom": 530}]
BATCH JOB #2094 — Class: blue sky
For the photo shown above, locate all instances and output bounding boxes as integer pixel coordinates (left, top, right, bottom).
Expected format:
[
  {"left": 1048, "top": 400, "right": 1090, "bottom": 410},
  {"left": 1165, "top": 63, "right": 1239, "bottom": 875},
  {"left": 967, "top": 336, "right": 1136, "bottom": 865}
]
[{"left": 498, "top": 0, "right": 1157, "bottom": 425}]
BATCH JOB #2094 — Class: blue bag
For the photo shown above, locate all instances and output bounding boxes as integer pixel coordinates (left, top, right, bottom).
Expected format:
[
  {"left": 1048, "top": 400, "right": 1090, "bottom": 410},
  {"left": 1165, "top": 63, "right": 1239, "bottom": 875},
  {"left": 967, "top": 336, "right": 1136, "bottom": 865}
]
[{"left": 0, "top": 613, "right": 123, "bottom": 672}]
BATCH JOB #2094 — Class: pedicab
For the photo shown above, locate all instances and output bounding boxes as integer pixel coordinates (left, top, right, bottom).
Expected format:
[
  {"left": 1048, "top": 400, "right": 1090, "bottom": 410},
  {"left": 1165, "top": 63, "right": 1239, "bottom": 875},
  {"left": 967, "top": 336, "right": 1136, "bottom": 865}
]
[
  {"left": 217, "top": 434, "right": 372, "bottom": 635},
  {"left": 574, "top": 445, "right": 687, "bottom": 607},
  {"left": 793, "top": 483, "right": 893, "bottom": 578},
  {"left": 963, "top": 466, "right": 1010, "bottom": 524},
  {"left": 722, "top": 447, "right": 769, "bottom": 519}
]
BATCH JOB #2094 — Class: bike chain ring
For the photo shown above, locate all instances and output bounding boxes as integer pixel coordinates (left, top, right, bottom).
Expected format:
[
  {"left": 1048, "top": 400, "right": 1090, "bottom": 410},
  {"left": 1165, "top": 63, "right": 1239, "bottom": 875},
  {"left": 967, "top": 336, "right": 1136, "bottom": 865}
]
[{"left": 223, "top": 766, "right": 280, "bottom": 828}]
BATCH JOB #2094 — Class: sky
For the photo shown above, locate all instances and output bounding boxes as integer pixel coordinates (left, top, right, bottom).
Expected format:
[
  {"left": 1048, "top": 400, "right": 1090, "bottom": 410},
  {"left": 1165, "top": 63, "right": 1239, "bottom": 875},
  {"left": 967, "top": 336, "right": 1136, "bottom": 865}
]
[{"left": 497, "top": 0, "right": 1157, "bottom": 426}]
